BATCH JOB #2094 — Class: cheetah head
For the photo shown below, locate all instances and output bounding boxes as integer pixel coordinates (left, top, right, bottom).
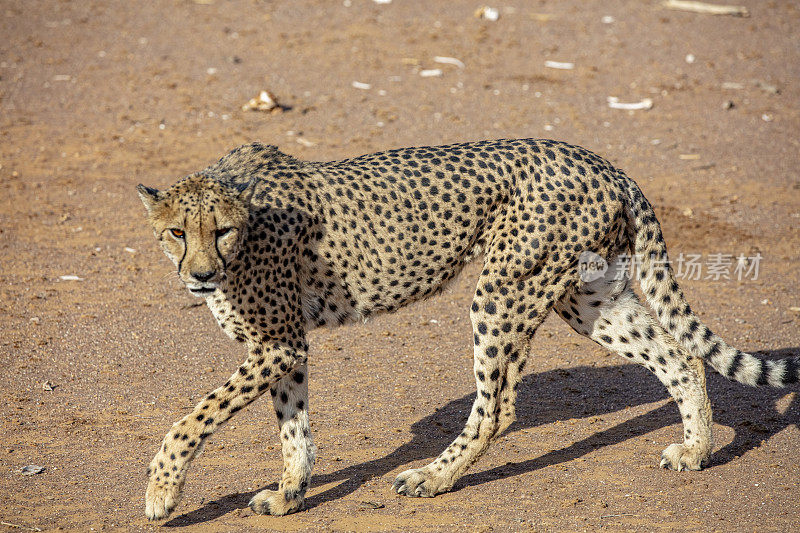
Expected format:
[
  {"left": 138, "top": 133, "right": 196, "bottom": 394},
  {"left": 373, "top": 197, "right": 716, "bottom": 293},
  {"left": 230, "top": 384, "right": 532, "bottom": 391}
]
[{"left": 137, "top": 174, "right": 255, "bottom": 297}]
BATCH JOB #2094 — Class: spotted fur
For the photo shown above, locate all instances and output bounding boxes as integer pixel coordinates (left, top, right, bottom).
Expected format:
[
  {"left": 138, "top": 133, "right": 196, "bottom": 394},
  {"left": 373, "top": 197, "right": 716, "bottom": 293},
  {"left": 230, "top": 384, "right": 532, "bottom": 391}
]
[{"left": 138, "top": 139, "right": 798, "bottom": 519}]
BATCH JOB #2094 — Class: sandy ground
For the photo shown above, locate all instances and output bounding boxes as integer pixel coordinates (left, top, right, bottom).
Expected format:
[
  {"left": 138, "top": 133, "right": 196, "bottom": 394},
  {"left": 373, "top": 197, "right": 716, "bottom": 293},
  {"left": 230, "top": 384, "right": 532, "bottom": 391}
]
[{"left": 1, "top": 1, "right": 798, "bottom": 531}]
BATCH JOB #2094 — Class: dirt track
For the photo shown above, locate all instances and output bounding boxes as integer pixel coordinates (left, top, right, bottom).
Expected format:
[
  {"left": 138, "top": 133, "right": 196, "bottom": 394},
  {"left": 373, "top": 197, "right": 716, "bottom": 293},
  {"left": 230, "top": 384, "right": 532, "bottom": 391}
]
[{"left": 1, "top": 1, "right": 798, "bottom": 531}]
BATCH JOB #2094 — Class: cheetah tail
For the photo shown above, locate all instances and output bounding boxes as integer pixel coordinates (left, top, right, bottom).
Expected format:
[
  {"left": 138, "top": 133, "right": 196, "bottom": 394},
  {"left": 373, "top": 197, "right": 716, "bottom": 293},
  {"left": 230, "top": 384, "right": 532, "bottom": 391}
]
[{"left": 622, "top": 177, "right": 799, "bottom": 387}]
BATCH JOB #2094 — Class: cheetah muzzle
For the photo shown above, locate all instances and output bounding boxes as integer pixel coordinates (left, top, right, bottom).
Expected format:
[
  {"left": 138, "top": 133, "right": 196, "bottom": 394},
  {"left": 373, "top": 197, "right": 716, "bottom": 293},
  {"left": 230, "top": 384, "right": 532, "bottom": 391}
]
[{"left": 138, "top": 139, "right": 799, "bottom": 520}]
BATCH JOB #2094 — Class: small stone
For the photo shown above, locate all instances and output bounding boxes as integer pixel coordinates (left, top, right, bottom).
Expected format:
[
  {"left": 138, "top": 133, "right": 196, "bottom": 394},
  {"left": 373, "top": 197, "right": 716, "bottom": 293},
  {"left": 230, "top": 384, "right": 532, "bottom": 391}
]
[
  {"left": 359, "top": 500, "right": 385, "bottom": 509},
  {"left": 21, "top": 464, "right": 45, "bottom": 475},
  {"left": 475, "top": 6, "right": 499, "bottom": 21},
  {"left": 241, "top": 90, "right": 284, "bottom": 112},
  {"left": 419, "top": 69, "right": 443, "bottom": 78}
]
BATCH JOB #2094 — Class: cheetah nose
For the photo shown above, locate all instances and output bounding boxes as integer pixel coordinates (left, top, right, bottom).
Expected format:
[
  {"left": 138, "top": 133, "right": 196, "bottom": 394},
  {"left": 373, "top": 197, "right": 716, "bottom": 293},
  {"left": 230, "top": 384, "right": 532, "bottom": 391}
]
[{"left": 192, "top": 270, "right": 216, "bottom": 282}]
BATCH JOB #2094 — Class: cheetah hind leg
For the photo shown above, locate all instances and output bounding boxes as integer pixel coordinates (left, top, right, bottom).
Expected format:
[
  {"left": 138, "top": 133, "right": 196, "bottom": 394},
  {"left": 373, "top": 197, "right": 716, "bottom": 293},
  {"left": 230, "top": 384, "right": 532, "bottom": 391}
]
[
  {"left": 394, "top": 272, "right": 560, "bottom": 497},
  {"left": 554, "top": 256, "right": 713, "bottom": 471}
]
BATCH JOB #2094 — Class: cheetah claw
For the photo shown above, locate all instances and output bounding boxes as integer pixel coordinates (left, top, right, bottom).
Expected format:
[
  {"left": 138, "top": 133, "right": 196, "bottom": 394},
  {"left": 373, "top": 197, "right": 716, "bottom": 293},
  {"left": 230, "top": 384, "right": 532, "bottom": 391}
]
[
  {"left": 248, "top": 488, "right": 303, "bottom": 516},
  {"left": 393, "top": 467, "right": 450, "bottom": 498},
  {"left": 145, "top": 478, "right": 182, "bottom": 520},
  {"left": 659, "top": 443, "right": 709, "bottom": 471}
]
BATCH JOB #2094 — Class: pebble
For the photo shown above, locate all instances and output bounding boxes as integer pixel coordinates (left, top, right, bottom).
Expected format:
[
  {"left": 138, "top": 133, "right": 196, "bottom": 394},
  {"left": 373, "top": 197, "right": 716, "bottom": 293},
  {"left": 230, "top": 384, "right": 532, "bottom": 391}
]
[
  {"left": 419, "top": 69, "right": 443, "bottom": 77},
  {"left": 21, "top": 465, "right": 45, "bottom": 475}
]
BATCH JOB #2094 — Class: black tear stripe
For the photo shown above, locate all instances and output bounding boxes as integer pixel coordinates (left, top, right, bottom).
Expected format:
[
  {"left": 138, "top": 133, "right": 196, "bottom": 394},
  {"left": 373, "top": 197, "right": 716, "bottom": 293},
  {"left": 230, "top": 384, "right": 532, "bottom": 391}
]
[
  {"left": 176, "top": 217, "right": 188, "bottom": 275},
  {"left": 177, "top": 247, "right": 187, "bottom": 276}
]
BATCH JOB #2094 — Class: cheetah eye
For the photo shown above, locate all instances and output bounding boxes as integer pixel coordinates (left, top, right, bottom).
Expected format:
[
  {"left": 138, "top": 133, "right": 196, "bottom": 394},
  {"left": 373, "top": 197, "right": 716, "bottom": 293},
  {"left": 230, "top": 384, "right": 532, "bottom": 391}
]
[
  {"left": 216, "top": 227, "right": 234, "bottom": 238},
  {"left": 169, "top": 228, "right": 185, "bottom": 239}
]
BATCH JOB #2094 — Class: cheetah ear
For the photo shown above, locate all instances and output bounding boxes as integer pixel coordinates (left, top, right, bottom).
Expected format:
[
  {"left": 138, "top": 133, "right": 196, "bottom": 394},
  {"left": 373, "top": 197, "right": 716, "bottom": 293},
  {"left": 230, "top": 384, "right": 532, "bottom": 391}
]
[
  {"left": 137, "top": 184, "right": 162, "bottom": 213},
  {"left": 234, "top": 180, "right": 257, "bottom": 206}
]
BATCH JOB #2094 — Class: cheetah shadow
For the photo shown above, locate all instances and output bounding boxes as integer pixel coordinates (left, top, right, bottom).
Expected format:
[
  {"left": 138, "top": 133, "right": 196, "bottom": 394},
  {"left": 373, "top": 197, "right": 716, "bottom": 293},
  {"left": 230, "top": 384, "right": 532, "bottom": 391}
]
[{"left": 163, "top": 348, "right": 798, "bottom": 526}]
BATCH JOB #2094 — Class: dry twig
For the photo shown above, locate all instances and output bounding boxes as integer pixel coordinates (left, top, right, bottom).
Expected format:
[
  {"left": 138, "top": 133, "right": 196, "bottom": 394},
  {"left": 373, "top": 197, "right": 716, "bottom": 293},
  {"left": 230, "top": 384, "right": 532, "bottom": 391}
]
[{"left": 1, "top": 521, "right": 43, "bottom": 532}]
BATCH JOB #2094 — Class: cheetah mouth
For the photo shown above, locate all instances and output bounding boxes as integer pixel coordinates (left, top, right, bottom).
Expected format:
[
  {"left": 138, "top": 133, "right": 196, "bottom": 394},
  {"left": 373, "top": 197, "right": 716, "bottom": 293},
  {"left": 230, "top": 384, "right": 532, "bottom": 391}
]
[{"left": 187, "top": 285, "right": 217, "bottom": 297}]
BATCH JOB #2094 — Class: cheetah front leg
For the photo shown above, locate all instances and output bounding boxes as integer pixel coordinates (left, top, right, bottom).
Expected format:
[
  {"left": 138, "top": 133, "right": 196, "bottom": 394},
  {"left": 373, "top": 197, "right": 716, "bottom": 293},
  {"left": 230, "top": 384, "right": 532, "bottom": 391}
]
[
  {"left": 145, "top": 343, "right": 306, "bottom": 520},
  {"left": 248, "top": 363, "right": 315, "bottom": 516}
]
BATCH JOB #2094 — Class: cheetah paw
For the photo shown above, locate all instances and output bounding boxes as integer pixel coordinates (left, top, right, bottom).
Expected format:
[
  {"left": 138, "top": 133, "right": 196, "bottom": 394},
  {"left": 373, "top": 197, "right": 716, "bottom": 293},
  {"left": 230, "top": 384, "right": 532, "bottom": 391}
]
[
  {"left": 248, "top": 488, "right": 303, "bottom": 516},
  {"left": 392, "top": 467, "right": 452, "bottom": 498},
  {"left": 660, "top": 443, "right": 710, "bottom": 472},
  {"left": 145, "top": 478, "right": 183, "bottom": 520}
]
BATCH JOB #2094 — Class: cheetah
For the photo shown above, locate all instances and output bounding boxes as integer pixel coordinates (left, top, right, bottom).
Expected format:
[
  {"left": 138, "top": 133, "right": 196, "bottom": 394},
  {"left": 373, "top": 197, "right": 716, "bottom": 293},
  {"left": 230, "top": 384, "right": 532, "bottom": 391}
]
[{"left": 138, "top": 139, "right": 798, "bottom": 519}]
